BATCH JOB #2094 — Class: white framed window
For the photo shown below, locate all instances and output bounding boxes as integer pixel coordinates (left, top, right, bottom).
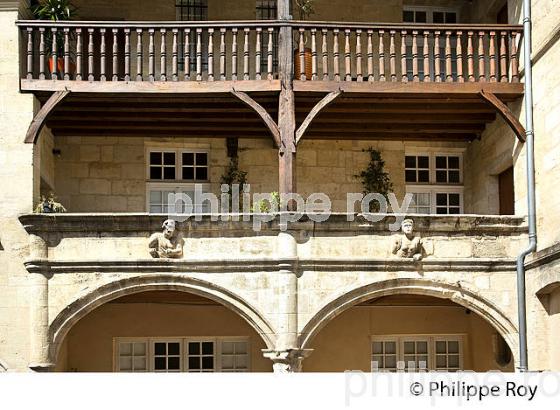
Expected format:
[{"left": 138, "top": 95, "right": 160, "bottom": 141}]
[
  {"left": 115, "top": 337, "right": 250, "bottom": 373},
  {"left": 405, "top": 151, "right": 464, "bottom": 214},
  {"left": 371, "top": 335, "right": 464, "bottom": 372},
  {"left": 146, "top": 147, "right": 211, "bottom": 214}
]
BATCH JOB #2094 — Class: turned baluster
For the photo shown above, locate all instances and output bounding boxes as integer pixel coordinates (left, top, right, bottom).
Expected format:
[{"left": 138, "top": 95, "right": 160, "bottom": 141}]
[
  {"left": 411, "top": 30, "right": 419, "bottom": 82},
  {"left": 172, "top": 28, "right": 179, "bottom": 81},
  {"left": 124, "top": 29, "right": 130, "bottom": 82},
  {"left": 489, "top": 31, "right": 497, "bottom": 82},
  {"left": 467, "top": 31, "right": 475, "bottom": 82},
  {"left": 267, "top": 27, "right": 274, "bottom": 80},
  {"left": 299, "top": 28, "right": 306, "bottom": 80},
  {"left": 255, "top": 27, "right": 262, "bottom": 80},
  {"left": 511, "top": 31, "right": 519, "bottom": 82},
  {"left": 423, "top": 31, "right": 430, "bottom": 82},
  {"left": 478, "top": 31, "right": 486, "bottom": 82},
  {"left": 456, "top": 31, "right": 464, "bottom": 83},
  {"left": 136, "top": 29, "right": 143, "bottom": 81},
  {"left": 87, "top": 28, "right": 94, "bottom": 81},
  {"left": 389, "top": 30, "right": 396, "bottom": 82},
  {"left": 311, "top": 28, "right": 318, "bottom": 81},
  {"left": 367, "top": 29, "right": 373, "bottom": 82},
  {"left": 148, "top": 28, "right": 155, "bottom": 81},
  {"left": 51, "top": 27, "right": 58, "bottom": 80},
  {"left": 63, "top": 28, "right": 70, "bottom": 80},
  {"left": 379, "top": 30, "right": 386, "bottom": 82},
  {"left": 39, "top": 28, "right": 46, "bottom": 80},
  {"left": 355, "top": 29, "right": 362, "bottom": 82},
  {"left": 160, "top": 28, "right": 167, "bottom": 81},
  {"left": 232, "top": 28, "right": 238, "bottom": 81},
  {"left": 333, "top": 29, "right": 340, "bottom": 82},
  {"left": 184, "top": 28, "right": 190, "bottom": 81},
  {"left": 207, "top": 28, "right": 214, "bottom": 81},
  {"left": 220, "top": 28, "right": 226, "bottom": 81},
  {"left": 112, "top": 28, "right": 119, "bottom": 81},
  {"left": 322, "top": 28, "right": 329, "bottom": 81},
  {"left": 243, "top": 28, "right": 250, "bottom": 80},
  {"left": 499, "top": 31, "right": 507, "bottom": 82},
  {"left": 100, "top": 28, "right": 106, "bottom": 81},
  {"left": 344, "top": 29, "right": 351, "bottom": 81},
  {"left": 434, "top": 30, "right": 441, "bottom": 82},
  {"left": 76, "top": 28, "right": 83, "bottom": 80},
  {"left": 196, "top": 28, "right": 202, "bottom": 81},
  {"left": 26, "top": 27, "right": 33, "bottom": 80},
  {"left": 400, "top": 30, "right": 407, "bottom": 82},
  {"left": 445, "top": 31, "right": 453, "bottom": 82}
]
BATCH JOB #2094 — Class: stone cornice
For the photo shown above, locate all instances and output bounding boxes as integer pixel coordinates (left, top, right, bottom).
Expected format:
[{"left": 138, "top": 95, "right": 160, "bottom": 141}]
[
  {"left": 0, "top": 1, "right": 19, "bottom": 12},
  {"left": 526, "top": 242, "right": 560, "bottom": 271},
  {"left": 24, "top": 257, "right": 518, "bottom": 275},
  {"left": 18, "top": 213, "right": 528, "bottom": 236}
]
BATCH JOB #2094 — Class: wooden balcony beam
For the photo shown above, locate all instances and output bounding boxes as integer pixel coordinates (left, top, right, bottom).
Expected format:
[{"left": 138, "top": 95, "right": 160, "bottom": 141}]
[
  {"left": 24, "top": 90, "right": 70, "bottom": 144},
  {"left": 479, "top": 89, "right": 526, "bottom": 143}
]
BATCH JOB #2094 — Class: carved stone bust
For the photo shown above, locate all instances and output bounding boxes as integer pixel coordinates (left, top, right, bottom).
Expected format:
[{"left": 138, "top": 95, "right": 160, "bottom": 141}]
[
  {"left": 148, "top": 219, "right": 184, "bottom": 259},
  {"left": 391, "top": 218, "right": 423, "bottom": 261}
]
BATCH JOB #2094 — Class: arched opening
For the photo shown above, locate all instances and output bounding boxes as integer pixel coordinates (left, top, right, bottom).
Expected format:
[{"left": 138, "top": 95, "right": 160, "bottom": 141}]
[
  {"left": 55, "top": 290, "right": 273, "bottom": 372},
  {"left": 49, "top": 275, "right": 276, "bottom": 372},
  {"left": 302, "top": 294, "right": 515, "bottom": 372}
]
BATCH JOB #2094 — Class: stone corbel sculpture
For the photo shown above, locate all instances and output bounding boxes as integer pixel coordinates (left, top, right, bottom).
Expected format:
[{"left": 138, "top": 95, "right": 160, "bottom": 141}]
[
  {"left": 148, "top": 219, "right": 184, "bottom": 259},
  {"left": 391, "top": 218, "right": 423, "bottom": 262}
]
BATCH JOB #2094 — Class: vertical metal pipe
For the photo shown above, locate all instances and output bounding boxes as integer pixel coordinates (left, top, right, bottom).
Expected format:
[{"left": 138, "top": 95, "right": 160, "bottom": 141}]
[{"left": 516, "top": 0, "right": 537, "bottom": 372}]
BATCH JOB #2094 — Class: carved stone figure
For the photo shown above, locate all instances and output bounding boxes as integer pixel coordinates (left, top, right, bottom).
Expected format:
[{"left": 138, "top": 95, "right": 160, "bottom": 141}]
[
  {"left": 391, "top": 218, "right": 423, "bottom": 261},
  {"left": 148, "top": 219, "right": 184, "bottom": 259}
]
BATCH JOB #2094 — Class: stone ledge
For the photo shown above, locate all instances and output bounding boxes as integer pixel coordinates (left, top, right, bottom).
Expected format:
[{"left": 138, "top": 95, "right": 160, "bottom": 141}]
[
  {"left": 24, "top": 257, "right": 518, "bottom": 275},
  {"left": 19, "top": 213, "right": 528, "bottom": 236},
  {"left": 526, "top": 242, "right": 560, "bottom": 270}
]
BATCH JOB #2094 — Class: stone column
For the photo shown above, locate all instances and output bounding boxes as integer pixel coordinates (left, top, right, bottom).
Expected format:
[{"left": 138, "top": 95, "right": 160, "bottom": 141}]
[
  {"left": 28, "top": 233, "right": 53, "bottom": 371},
  {"left": 263, "top": 349, "right": 313, "bottom": 373}
]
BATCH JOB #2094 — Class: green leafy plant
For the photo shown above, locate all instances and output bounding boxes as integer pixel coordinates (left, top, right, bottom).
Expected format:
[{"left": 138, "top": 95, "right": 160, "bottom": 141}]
[
  {"left": 294, "top": 0, "right": 316, "bottom": 20},
  {"left": 220, "top": 157, "right": 248, "bottom": 210},
  {"left": 34, "top": 193, "right": 67, "bottom": 213},
  {"left": 251, "top": 192, "right": 280, "bottom": 213},
  {"left": 32, "top": 0, "right": 78, "bottom": 57},
  {"left": 355, "top": 148, "right": 393, "bottom": 212}
]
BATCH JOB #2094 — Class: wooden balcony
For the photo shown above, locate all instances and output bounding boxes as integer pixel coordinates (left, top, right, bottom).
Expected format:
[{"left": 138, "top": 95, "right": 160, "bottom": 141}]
[{"left": 18, "top": 20, "right": 523, "bottom": 95}]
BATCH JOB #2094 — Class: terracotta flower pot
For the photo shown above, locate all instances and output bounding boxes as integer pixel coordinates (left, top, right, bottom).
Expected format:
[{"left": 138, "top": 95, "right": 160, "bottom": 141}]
[
  {"left": 48, "top": 57, "right": 76, "bottom": 77},
  {"left": 294, "top": 47, "right": 313, "bottom": 80}
]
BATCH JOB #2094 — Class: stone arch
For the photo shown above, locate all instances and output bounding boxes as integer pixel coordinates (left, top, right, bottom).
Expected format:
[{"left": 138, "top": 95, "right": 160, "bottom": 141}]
[
  {"left": 299, "top": 278, "right": 519, "bottom": 364},
  {"left": 49, "top": 274, "right": 276, "bottom": 363}
]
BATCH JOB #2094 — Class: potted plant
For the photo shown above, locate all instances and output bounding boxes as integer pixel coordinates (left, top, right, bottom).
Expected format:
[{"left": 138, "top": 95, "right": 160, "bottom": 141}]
[
  {"left": 355, "top": 148, "right": 393, "bottom": 212},
  {"left": 31, "top": 0, "right": 78, "bottom": 75},
  {"left": 294, "top": 0, "right": 315, "bottom": 80}
]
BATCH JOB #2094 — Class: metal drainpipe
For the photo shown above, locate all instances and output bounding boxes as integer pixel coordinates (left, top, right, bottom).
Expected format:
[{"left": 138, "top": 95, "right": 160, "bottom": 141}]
[{"left": 516, "top": 0, "right": 537, "bottom": 372}]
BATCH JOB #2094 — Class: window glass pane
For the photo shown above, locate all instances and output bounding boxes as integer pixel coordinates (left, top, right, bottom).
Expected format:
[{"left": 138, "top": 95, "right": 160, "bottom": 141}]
[
  {"left": 163, "top": 152, "right": 176, "bottom": 165},
  {"left": 163, "top": 167, "right": 176, "bottom": 180},
  {"left": 436, "top": 341, "right": 446, "bottom": 353},
  {"left": 403, "top": 10, "right": 414, "bottom": 22},
  {"left": 222, "top": 355, "right": 234, "bottom": 369},
  {"left": 196, "top": 167, "right": 208, "bottom": 181},
  {"left": 446, "top": 12, "right": 457, "bottom": 23},
  {"left": 183, "top": 152, "right": 195, "bottom": 166},
  {"left": 448, "top": 355, "right": 460, "bottom": 367},
  {"left": 405, "top": 156, "right": 416, "bottom": 168},
  {"left": 448, "top": 341, "right": 459, "bottom": 354},
  {"left": 405, "top": 170, "right": 417, "bottom": 183},
  {"left": 385, "top": 342, "right": 396, "bottom": 354},
  {"left": 168, "top": 357, "right": 181, "bottom": 370},
  {"left": 449, "top": 170, "right": 460, "bottom": 183},
  {"left": 435, "top": 156, "right": 447, "bottom": 169},
  {"left": 436, "top": 355, "right": 447, "bottom": 367},
  {"left": 120, "top": 343, "right": 132, "bottom": 355},
  {"left": 418, "top": 156, "right": 429, "bottom": 168},
  {"left": 188, "top": 356, "right": 200, "bottom": 369},
  {"left": 150, "top": 152, "right": 162, "bottom": 165},
  {"left": 373, "top": 342, "right": 383, "bottom": 354},
  {"left": 449, "top": 194, "right": 460, "bottom": 206},
  {"left": 235, "top": 342, "right": 248, "bottom": 355},
  {"left": 133, "top": 357, "right": 147, "bottom": 371},
  {"left": 415, "top": 11, "right": 427, "bottom": 23},
  {"left": 417, "top": 342, "right": 428, "bottom": 354},
  {"left": 448, "top": 156, "right": 460, "bottom": 169},
  {"left": 134, "top": 343, "right": 146, "bottom": 355},
  {"left": 449, "top": 207, "right": 460, "bottom": 215},
  {"left": 150, "top": 167, "right": 162, "bottom": 180},
  {"left": 404, "top": 342, "right": 415, "bottom": 354},
  {"left": 222, "top": 342, "right": 234, "bottom": 355},
  {"left": 188, "top": 343, "right": 200, "bottom": 355},
  {"left": 418, "top": 170, "right": 430, "bottom": 183},
  {"left": 183, "top": 167, "right": 195, "bottom": 180},
  {"left": 196, "top": 152, "right": 208, "bottom": 166},
  {"left": 436, "top": 208, "right": 447, "bottom": 215},
  {"left": 416, "top": 193, "right": 430, "bottom": 206},
  {"left": 385, "top": 356, "right": 396, "bottom": 368},
  {"left": 154, "top": 357, "right": 166, "bottom": 370},
  {"left": 433, "top": 11, "right": 444, "bottom": 23},
  {"left": 168, "top": 343, "right": 180, "bottom": 356},
  {"left": 436, "top": 170, "right": 448, "bottom": 183},
  {"left": 202, "top": 356, "right": 214, "bottom": 369},
  {"left": 372, "top": 356, "right": 383, "bottom": 368},
  {"left": 202, "top": 342, "right": 214, "bottom": 355},
  {"left": 436, "top": 193, "right": 448, "bottom": 206},
  {"left": 120, "top": 357, "right": 132, "bottom": 371},
  {"left": 155, "top": 343, "right": 166, "bottom": 355}
]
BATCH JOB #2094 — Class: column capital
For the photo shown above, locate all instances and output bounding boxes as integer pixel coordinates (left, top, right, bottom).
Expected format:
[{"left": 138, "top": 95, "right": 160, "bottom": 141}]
[{"left": 262, "top": 349, "right": 313, "bottom": 373}]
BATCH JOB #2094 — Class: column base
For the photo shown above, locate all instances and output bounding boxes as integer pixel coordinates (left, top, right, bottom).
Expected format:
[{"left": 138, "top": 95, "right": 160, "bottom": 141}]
[{"left": 28, "top": 362, "right": 56, "bottom": 372}]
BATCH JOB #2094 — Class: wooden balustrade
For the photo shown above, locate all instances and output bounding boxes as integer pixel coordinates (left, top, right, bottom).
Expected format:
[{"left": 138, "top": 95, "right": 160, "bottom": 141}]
[
  {"left": 17, "top": 20, "right": 522, "bottom": 85},
  {"left": 293, "top": 22, "right": 522, "bottom": 83}
]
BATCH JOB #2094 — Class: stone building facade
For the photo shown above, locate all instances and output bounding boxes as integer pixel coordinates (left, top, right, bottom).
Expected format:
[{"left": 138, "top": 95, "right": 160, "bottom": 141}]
[{"left": 0, "top": 0, "right": 559, "bottom": 373}]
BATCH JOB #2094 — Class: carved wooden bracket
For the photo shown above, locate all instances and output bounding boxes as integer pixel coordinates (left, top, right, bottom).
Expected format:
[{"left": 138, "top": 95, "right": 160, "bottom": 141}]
[
  {"left": 230, "top": 89, "right": 281, "bottom": 148},
  {"left": 24, "top": 90, "right": 71, "bottom": 144},
  {"left": 479, "top": 89, "right": 526, "bottom": 143},
  {"left": 295, "top": 89, "right": 342, "bottom": 145}
]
